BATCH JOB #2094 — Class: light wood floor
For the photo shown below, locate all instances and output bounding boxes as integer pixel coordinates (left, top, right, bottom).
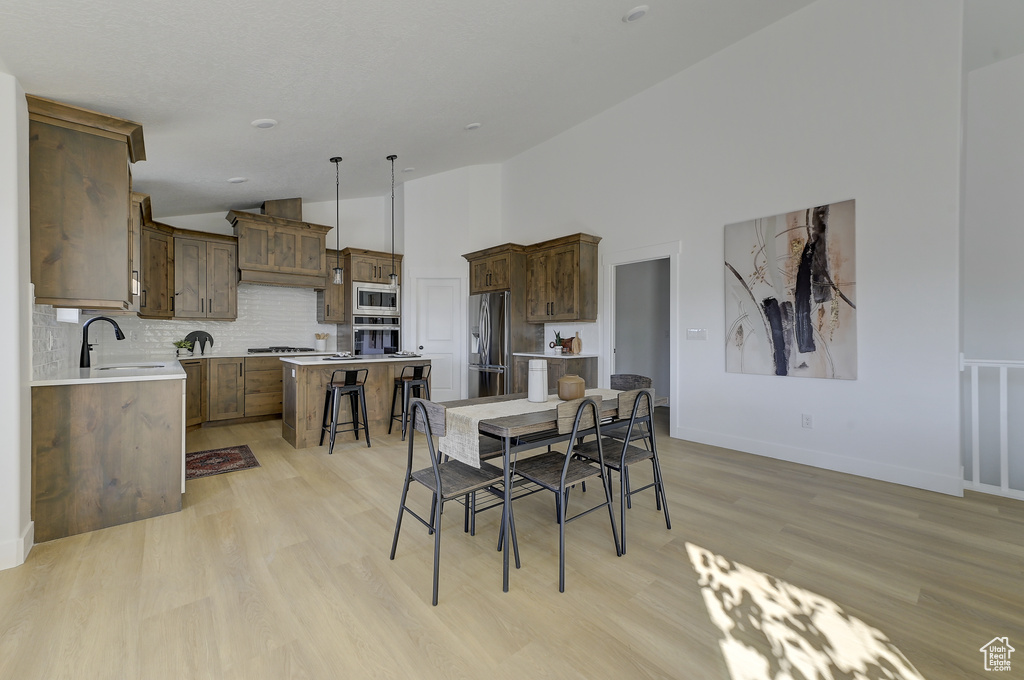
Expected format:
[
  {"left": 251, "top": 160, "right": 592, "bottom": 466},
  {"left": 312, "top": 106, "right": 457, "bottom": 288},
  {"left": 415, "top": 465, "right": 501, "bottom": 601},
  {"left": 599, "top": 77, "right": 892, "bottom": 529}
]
[{"left": 1, "top": 410, "right": 1021, "bottom": 679}]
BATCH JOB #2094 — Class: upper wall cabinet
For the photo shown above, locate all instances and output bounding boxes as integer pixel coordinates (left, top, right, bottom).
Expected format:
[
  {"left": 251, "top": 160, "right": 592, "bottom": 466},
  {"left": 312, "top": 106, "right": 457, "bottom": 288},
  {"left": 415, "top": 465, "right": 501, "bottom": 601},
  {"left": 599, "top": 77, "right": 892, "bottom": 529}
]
[
  {"left": 463, "top": 243, "right": 527, "bottom": 295},
  {"left": 28, "top": 95, "right": 145, "bottom": 310},
  {"left": 174, "top": 231, "right": 237, "bottom": 320},
  {"left": 228, "top": 211, "right": 331, "bottom": 288},
  {"left": 138, "top": 195, "right": 175, "bottom": 320},
  {"left": 344, "top": 248, "right": 403, "bottom": 286},
  {"left": 525, "top": 233, "right": 601, "bottom": 323}
]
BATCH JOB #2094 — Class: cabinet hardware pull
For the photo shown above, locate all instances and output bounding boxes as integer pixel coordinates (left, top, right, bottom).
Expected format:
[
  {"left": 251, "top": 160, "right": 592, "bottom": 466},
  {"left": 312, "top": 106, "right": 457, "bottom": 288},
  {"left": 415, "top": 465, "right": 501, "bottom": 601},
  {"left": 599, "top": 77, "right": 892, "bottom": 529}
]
[
  {"left": 239, "top": 362, "right": 242, "bottom": 377},
  {"left": 201, "top": 298, "right": 204, "bottom": 313},
  {"left": 209, "top": 298, "right": 212, "bottom": 314},
  {"left": 326, "top": 304, "right": 330, "bottom": 316},
  {"left": 141, "top": 289, "right": 147, "bottom": 308}
]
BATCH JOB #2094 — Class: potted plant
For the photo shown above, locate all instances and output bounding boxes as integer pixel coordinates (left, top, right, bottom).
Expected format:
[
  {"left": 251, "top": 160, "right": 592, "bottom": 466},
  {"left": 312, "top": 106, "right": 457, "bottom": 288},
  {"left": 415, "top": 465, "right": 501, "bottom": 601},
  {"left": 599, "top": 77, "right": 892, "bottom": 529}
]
[{"left": 172, "top": 339, "right": 194, "bottom": 357}]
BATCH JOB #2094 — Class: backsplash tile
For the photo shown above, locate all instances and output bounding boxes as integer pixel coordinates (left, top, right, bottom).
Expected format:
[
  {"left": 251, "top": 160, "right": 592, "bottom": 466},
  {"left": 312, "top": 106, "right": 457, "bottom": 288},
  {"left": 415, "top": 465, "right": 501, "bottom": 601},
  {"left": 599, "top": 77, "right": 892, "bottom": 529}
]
[{"left": 32, "top": 285, "right": 340, "bottom": 377}]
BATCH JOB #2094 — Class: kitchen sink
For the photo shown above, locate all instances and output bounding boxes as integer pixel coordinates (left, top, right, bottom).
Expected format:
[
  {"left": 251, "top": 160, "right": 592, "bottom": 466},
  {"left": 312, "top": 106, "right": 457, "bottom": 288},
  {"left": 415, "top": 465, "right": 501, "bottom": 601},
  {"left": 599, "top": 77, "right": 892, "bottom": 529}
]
[{"left": 95, "top": 363, "right": 166, "bottom": 370}]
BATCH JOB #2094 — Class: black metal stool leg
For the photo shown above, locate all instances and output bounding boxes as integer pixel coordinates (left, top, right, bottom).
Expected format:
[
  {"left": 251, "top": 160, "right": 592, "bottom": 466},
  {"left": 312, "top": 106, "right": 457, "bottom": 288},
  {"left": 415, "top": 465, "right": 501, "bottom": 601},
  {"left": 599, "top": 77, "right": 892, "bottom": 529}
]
[
  {"left": 360, "top": 385, "right": 371, "bottom": 447},
  {"left": 349, "top": 391, "right": 360, "bottom": 440},
  {"left": 388, "top": 382, "right": 400, "bottom": 434},
  {"left": 319, "top": 388, "right": 332, "bottom": 446},
  {"left": 401, "top": 381, "right": 411, "bottom": 441},
  {"left": 328, "top": 387, "right": 342, "bottom": 454}
]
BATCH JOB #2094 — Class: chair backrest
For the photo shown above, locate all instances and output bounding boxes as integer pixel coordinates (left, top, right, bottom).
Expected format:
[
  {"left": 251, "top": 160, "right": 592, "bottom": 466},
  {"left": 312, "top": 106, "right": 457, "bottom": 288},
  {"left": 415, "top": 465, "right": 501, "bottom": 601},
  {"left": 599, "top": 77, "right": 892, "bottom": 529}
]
[
  {"left": 330, "top": 367, "right": 367, "bottom": 386},
  {"left": 408, "top": 397, "right": 445, "bottom": 437},
  {"left": 401, "top": 364, "right": 431, "bottom": 381},
  {"left": 616, "top": 388, "right": 654, "bottom": 419},
  {"left": 556, "top": 396, "right": 603, "bottom": 435},
  {"left": 610, "top": 374, "right": 652, "bottom": 391}
]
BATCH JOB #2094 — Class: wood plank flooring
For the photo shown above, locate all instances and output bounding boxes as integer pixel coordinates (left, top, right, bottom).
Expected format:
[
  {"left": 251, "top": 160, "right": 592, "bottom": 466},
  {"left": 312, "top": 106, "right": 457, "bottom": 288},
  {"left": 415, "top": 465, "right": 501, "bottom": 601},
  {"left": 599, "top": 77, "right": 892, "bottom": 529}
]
[{"left": 1, "top": 411, "right": 1021, "bottom": 679}]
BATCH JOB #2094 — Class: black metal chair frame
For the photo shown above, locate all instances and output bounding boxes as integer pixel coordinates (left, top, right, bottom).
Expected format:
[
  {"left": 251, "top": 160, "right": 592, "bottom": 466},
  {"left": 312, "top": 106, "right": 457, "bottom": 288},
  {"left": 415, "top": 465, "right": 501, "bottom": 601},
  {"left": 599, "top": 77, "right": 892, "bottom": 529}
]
[
  {"left": 511, "top": 397, "right": 621, "bottom": 592},
  {"left": 577, "top": 389, "right": 670, "bottom": 554},
  {"left": 319, "top": 368, "right": 370, "bottom": 452},
  {"left": 390, "top": 398, "right": 520, "bottom": 606},
  {"left": 388, "top": 364, "right": 432, "bottom": 440}
]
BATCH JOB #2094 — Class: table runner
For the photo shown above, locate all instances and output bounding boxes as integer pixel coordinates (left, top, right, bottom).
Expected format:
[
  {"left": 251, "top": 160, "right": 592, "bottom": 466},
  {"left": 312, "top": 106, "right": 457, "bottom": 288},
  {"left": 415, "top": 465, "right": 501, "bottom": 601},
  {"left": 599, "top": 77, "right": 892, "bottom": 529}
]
[{"left": 439, "top": 388, "right": 620, "bottom": 467}]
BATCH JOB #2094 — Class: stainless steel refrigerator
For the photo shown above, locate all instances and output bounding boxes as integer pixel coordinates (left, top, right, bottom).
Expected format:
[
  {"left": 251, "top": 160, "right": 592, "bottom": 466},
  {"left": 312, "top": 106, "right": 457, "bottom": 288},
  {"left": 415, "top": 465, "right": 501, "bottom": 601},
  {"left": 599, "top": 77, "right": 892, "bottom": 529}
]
[{"left": 468, "top": 291, "right": 510, "bottom": 398}]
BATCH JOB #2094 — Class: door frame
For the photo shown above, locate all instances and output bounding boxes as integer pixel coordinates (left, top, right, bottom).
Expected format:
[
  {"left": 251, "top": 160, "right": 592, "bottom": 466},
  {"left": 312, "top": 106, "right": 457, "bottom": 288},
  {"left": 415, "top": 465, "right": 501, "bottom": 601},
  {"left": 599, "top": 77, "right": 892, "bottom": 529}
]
[
  {"left": 403, "top": 265, "right": 469, "bottom": 400},
  {"left": 601, "top": 240, "right": 682, "bottom": 439}
]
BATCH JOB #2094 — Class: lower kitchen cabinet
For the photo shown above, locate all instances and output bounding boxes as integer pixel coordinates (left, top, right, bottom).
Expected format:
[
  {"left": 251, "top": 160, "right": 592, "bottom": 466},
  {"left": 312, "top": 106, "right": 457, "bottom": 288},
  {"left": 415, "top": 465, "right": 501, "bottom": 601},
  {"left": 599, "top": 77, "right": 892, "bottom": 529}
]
[
  {"left": 243, "top": 356, "right": 284, "bottom": 416},
  {"left": 512, "top": 355, "right": 598, "bottom": 393},
  {"left": 207, "top": 357, "right": 245, "bottom": 421},
  {"left": 181, "top": 359, "right": 206, "bottom": 427}
]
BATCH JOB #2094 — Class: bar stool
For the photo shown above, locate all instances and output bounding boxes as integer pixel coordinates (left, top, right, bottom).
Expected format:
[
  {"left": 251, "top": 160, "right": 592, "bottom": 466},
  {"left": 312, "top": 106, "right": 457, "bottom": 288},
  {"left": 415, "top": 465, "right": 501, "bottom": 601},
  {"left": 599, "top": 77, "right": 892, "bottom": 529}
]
[
  {"left": 320, "top": 368, "right": 370, "bottom": 453},
  {"left": 388, "top": 364, "right": 431, "bottom": 440}
]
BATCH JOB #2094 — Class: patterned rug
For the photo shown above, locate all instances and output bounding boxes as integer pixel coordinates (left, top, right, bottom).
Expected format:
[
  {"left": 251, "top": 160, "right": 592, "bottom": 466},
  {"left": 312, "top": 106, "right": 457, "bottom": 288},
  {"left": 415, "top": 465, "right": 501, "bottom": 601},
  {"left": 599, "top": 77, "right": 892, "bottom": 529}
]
[{"left": 186, "top": 444, "right": 261, "bottom": 480}]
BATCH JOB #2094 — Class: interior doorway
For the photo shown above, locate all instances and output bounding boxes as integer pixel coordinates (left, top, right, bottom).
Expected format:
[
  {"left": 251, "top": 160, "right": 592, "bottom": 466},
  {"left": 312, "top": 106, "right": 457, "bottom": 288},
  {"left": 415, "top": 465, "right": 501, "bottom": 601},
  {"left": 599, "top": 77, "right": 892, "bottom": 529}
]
[{"left": 614, "top": 258, "right": 671, "bottom": 401}]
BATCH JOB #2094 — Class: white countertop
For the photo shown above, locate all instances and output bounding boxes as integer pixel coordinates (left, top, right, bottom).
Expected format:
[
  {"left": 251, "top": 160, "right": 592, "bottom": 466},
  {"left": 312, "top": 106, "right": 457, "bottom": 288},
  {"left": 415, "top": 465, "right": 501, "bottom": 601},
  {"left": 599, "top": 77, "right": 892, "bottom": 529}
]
[
  {"left": 513, "top": 352, "right": 600, "bottom": 358},
  {"left": 281, "top": 354, "right": 428, "bottom": 366},
  {"left": 31, "top": 360, "right": 187, "bottom": 387}
]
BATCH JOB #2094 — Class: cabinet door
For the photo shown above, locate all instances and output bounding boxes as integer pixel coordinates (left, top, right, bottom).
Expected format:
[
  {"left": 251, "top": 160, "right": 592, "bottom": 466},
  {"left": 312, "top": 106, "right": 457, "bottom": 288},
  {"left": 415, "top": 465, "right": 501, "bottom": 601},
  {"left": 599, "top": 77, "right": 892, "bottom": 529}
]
[
  {"left": 29, "top": 119, "right": 131, "bottom": 309},
  {"left": 173, "top": 237, "right": 207, "bottom": 318},
  {"left": 271, "top": 228, "right": 325, "bottom": 279},
  {"left": 128, "top": 194, "right": 142, "bottom": 312},
  {"left": 207, "top": 358, "right": 245, "bottom": 421},
  {"left": 320, "top": 281, "right": 346, "bottom": 322},
  {"left": 546, "top": 358, "right": 566, "bottom": 390},
  {"left": 244, "top": 356, "right": 283, "bottom": 416},
  {"left": 470, "top": 259, "right": 491, "bottom": 295},
  {"left": 182, "top": 359, "right": 205, "bottom": 427},
  {"left": 546, "top": 244, "right": 579, "bottom": 321},
  {"left": 237, "top": 221, "right": 271, "bottom": 270},
  {"left": 487, "top": 254, "right": 510, "bottom": 290},
  {"left": 526, "top": 250, "right": 550, "bottom": 322},
  {"left": 206, "top": 241, "right": 238, "bottom": 320},
  {"left": 350, "top": 254, "right": 379, "bottom": 282},
  {"left": 140, "top": 227, "right": 173, "bottom": 318}
]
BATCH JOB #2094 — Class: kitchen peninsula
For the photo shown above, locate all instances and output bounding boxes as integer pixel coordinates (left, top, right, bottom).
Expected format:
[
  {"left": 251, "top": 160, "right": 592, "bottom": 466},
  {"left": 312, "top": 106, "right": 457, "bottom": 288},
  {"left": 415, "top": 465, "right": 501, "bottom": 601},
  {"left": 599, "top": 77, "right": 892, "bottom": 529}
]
[{"left": 281, "top": 355, "right": 431, "bottom": 448}]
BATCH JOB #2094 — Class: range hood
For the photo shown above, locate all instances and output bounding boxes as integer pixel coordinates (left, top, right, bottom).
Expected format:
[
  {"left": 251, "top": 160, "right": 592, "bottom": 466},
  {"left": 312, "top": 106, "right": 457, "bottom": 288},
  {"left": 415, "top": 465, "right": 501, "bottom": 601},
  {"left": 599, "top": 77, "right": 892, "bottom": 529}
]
[{"left": 227, "top": 199, "right": 332, "bottom": 289}]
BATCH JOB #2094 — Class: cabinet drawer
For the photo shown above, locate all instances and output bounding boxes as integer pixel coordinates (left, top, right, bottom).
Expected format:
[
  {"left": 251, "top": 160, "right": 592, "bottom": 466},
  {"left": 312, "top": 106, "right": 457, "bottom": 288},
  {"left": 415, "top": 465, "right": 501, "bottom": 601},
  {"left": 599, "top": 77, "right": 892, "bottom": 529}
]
[
  {"left": 245, "top": 368, "right": 283, "bottom": 394},
  {"left": 245, "top": 356, "right": 284, "bottom": 372},
  {"left": 245, "top": 392, "right": 283, "bottom": 416}
]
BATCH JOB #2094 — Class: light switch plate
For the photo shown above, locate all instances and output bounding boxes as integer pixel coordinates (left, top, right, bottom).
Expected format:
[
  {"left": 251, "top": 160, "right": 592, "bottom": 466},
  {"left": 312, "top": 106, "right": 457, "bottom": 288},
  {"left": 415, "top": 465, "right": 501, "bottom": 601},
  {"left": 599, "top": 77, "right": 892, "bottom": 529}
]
[{"left": 686, "top": 328, "right": 708, "bottom": 341}]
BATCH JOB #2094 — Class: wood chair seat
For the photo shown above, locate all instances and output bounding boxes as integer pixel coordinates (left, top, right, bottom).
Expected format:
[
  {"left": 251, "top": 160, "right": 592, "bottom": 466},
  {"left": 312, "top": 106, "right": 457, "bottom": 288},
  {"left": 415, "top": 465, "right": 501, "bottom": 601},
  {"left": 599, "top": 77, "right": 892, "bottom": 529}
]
[
  {"left": 514, "top": 452, "right": 603, "bottom": 490},
  {"left": 411, "top": 460, "right": 504, "bottom": 498},
  {"left": 574, "top": 437, "right": 654, "bottom": 470}
]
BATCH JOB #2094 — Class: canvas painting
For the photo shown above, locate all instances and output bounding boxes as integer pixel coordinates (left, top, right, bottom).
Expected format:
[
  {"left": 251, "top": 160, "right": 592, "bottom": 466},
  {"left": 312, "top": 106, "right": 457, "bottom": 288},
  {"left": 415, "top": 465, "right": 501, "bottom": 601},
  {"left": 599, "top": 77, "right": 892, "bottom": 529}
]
[{"left": 724, "top": 199, "right": 856, "bottom": 379}]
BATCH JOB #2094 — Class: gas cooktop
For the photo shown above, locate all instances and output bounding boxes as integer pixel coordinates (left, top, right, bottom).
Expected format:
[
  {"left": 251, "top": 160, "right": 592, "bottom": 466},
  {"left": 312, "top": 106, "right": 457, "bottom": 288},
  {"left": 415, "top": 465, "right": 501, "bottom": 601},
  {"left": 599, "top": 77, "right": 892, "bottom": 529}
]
[{"left": 247, "top": 346, "right": 316, "bottom": 354}]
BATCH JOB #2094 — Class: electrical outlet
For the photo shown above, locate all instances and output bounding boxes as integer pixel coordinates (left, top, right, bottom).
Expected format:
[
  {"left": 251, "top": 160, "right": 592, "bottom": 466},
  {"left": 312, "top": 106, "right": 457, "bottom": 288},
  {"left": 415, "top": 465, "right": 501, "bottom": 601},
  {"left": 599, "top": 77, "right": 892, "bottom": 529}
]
[{"left": 801, "top": 413, "right": 813, "bottom": 429}]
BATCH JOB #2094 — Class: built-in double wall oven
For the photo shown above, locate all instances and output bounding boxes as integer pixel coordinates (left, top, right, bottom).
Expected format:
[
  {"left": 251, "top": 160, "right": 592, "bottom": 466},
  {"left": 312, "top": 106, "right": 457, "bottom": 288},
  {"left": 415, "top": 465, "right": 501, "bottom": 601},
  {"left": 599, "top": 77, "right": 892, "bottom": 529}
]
[{"left": 351, "top": 315, "right": 400, "bottom": 356}]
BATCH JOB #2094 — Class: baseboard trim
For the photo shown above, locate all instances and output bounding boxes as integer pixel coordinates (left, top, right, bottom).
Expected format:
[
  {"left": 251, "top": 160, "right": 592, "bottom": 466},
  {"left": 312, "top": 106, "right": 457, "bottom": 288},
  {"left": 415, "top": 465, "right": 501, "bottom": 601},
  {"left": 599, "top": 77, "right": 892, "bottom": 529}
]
[
  {"left": 0, "top": 521, "right": 33, "bottom": 571},
  {"left": 677, "top": 426, "right": 963, "bottom": 497}
]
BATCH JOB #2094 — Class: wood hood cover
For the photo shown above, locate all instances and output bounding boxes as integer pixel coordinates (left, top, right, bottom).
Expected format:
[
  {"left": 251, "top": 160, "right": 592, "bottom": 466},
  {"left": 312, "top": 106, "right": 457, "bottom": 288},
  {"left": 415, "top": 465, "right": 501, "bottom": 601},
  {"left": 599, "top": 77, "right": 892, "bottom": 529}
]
[{"left": 227, "top": 210, "right": 332, "bottom": 288}]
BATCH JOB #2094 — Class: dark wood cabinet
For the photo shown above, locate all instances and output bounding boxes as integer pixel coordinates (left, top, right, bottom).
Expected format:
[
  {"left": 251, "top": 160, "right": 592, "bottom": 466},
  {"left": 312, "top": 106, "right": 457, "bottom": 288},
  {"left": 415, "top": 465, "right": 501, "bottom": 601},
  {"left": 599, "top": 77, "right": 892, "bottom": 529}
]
[
  {"left": 346, "top": 249, "right": 402, "bottom": 285},
  {"left": 28, "top": 95, "right": 145, "bottom": 310},
  {"left": 140, "top": 223, "right": 175, "bottom": 319},
  {"left": 207, "top": 357, "right": 245, "bottom": 421},
  {"left": 181, "top": 359, "right": 206, "bottom": 427},
  {"left": 512, "top": 355, "right": 598, "bottom": 393},
  {"left": 174, "top": 233, "right": 237, "bottom": 320},
  {"left": 526, "top": 233, "right": 601, "bottom": 323},
  {"left": 229, "top": 211, "right": 331, "bottom": 287},
  {"left": 317, "top": 248, "right": 346, "bottom": 323},
  {"left": 466, "top": 245, "right": 525, "bottom": 294},
  {"left": 244, "top": 356, "right": 284, "bottom": 417}
]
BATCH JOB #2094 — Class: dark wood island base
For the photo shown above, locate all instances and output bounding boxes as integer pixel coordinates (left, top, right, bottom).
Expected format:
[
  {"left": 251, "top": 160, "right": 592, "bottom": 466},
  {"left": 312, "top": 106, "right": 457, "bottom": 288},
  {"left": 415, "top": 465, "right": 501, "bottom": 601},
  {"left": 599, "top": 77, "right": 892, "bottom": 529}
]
[{"left": 281, "top": 357, "right": 431, "bottom": 449}]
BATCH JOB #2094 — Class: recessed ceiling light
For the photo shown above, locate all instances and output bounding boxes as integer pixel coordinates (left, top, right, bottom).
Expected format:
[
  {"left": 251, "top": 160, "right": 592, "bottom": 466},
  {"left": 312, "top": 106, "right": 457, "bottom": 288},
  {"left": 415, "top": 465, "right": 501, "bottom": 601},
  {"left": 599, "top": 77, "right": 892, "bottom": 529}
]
[
  {"left": 250, "top": 118, "right": 277, "bottom": 129},
  {"left": 623, "top": 5, "right": 649, "bottom": 23},
  {"left": 464, "top": 122, "right": 481, "bottom": 131},
  {"left": 227, "top": 177, "right": 248, "bottom": 183},
  {"left": 402, "top": 167, "right": 415, "bottom": 173}
]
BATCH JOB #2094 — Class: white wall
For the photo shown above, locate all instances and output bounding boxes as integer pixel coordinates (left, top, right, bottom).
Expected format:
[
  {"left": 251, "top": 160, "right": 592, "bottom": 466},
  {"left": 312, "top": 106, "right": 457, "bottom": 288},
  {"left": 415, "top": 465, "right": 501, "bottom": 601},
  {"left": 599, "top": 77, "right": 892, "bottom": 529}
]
[
  {"left": 0, "top": 70, "right": 33, "bottom": 569},
  {"left": 963, "top": 52, "right": 1024, "bottom": 360},
  {"left": 503, "top": 0, "right": 965, "bottom": 494}
]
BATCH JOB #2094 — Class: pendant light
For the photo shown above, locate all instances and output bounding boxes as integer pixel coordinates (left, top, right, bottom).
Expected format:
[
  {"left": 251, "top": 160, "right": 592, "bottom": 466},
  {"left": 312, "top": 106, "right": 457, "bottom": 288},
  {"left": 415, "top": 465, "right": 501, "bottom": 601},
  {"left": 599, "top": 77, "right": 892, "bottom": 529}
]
[
  {"left": 387, "top": 154, "right": 399, "bottom": 289},
  {"left": 330, "top": 156, "right": 344, "bottom": 285}
]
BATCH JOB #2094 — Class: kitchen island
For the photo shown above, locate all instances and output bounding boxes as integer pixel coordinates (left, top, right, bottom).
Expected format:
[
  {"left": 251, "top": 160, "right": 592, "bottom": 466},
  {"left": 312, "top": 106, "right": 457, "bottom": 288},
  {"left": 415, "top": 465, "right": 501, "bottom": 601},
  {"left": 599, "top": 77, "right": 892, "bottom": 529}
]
[
  {"left": 280, "top": 355, "right": 431, "bottom": 448},
  {"left": 30, "top": 361, "right": 186, "bottom": 542}
]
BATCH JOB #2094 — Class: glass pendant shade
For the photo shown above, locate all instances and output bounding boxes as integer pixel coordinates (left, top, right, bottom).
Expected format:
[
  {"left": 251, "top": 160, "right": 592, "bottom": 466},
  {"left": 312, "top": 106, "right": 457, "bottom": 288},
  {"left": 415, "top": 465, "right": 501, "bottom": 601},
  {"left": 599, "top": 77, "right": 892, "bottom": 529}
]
[{"left": 333, "top": 266, "right": 343, "bottom": 285}]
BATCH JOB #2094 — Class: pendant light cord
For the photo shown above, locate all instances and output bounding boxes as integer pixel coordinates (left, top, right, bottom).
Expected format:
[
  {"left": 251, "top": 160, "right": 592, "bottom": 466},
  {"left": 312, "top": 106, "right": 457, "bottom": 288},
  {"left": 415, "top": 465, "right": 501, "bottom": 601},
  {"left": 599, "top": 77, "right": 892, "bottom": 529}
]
[
  {"left": 330, "top": 156, "right": 343, "bottom": 282},
  {"left": 388, "top": 154, "right": 397, "bottom": 285}
]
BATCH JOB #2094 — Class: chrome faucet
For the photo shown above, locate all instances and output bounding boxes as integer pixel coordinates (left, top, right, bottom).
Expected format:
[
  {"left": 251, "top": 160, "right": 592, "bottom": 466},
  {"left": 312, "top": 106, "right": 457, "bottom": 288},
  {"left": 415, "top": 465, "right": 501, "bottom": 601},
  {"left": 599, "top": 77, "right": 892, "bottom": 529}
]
[{"left": 80, "top": 316, "right": 126, "bottom": 368}]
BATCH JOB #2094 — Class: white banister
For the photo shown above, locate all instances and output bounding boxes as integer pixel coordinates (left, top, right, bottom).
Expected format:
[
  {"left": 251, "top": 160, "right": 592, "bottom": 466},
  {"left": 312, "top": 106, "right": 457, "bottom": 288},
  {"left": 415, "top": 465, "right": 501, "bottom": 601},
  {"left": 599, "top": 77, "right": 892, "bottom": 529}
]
[{"left": 961, "top": 353, "right": 1024, "bottom": 501}]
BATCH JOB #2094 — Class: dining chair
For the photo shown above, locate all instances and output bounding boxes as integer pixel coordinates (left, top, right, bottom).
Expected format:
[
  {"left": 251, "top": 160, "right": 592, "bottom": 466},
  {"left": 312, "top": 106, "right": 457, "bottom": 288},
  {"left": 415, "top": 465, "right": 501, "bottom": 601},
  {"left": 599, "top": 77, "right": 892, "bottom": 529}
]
[
  {"left": 390, "top": 398, "right": 518, "bottom": 605},
  {"left": 511, "top": 396, "right": 621, "bottom": 592},
  {"left": 607, "top": 374, "right": 653, "bottom": 445},
  {"left": 574, "top": 389, "right": 670, "bottom": 554}
]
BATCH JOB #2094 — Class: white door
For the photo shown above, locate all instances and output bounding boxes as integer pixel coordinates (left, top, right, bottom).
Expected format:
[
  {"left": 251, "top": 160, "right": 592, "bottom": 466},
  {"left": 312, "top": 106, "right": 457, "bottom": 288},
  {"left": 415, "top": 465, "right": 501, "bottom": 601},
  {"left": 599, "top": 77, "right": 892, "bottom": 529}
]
[{"left": 414, "top": 277, "right": 462, "bottom": 402}]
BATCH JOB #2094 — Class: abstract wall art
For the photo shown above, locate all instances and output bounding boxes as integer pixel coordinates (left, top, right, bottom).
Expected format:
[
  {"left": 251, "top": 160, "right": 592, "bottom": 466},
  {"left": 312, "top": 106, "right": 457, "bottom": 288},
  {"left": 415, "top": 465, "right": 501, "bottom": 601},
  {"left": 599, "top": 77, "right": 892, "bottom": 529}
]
[{"left": 724, "top": 199, "right": 856, "bottom": 379}]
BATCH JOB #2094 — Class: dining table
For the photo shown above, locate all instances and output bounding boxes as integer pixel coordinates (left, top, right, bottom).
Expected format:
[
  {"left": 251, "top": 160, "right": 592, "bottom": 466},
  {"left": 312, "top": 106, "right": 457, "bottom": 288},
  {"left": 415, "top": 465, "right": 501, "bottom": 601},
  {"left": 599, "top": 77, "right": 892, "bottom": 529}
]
[{"left": 437, "top": 387, "right": 657, "bottom": 592}]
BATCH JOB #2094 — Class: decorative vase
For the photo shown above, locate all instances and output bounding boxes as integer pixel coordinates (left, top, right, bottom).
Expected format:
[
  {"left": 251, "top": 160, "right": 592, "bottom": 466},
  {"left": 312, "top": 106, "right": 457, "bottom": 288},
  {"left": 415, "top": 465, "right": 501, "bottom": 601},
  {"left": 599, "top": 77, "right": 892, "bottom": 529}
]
[
  {"left": 570, "top": 332, "right": 582, "bottom": 355},
  {"left": 557, "top": 374, "right": 585, "bottom": 401},
  {"left": 315, "top": 339, "right": 327, "bottom": 352}
]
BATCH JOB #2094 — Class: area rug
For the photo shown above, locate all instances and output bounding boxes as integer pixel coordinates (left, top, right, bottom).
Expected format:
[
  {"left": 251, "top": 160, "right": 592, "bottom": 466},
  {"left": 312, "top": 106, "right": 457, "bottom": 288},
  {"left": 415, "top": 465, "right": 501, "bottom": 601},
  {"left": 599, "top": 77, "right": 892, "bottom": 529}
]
[{"left": 186, "top": 444, "right": 261, "bottom": 480}]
